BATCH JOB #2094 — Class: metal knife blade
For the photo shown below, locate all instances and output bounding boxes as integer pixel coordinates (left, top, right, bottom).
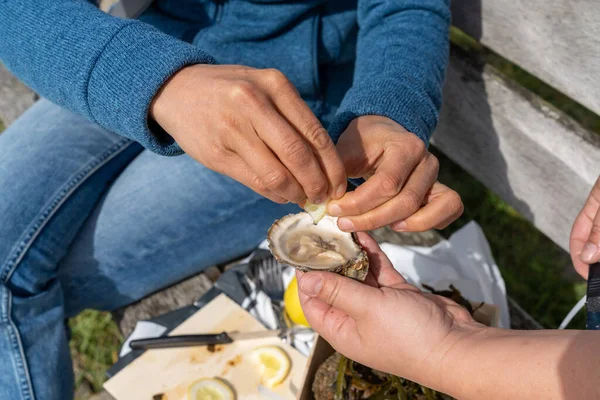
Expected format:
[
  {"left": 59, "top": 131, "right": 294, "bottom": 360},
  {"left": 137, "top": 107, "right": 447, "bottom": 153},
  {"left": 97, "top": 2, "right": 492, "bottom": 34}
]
[
  {"left": 229, "top": 326, "right": 312, "bottom": 340},
  {"left": 129, "top": 327, "right": 312, "bottom": 350},
  {"left": 227, "top": 329, "right": 283, "bottom": 341}
]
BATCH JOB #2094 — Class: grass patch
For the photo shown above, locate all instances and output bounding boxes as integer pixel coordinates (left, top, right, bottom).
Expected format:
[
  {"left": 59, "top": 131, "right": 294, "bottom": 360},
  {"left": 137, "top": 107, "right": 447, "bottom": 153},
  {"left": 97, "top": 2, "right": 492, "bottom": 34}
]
[
  {"left": 69, "top": 310, "right": 123, "bottom": 394},
  {"left": 0, "top": 119, "right": 4, "bottom": 132},
  {"left": 435, "top": 149, "right": 586, "bottom": 329}
]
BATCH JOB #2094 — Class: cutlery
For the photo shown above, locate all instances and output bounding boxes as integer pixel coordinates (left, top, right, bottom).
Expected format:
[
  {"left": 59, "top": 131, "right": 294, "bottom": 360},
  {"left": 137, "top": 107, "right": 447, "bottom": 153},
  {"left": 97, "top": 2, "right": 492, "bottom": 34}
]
[{"left": 129, "top": 326, "right": 312, "bottom": 350}]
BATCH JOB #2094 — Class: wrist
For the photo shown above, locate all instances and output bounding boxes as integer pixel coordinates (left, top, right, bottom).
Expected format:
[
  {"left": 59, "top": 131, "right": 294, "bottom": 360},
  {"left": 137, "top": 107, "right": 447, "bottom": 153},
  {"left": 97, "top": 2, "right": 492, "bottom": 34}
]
[
  {"left": 350, "top": 115, "right": 411, "bottom": 135},
  {"left": 353, "top": 114, "right": 399, "bottom": 127},
  {"left": 339, "top": 115, "right": 421, "bottom": 148},
  {"left": 149, "top": 64, "right": 197, "bottom": 129},
  {"left": 433, "top": 323, "right": 492, "bottom": 396}
]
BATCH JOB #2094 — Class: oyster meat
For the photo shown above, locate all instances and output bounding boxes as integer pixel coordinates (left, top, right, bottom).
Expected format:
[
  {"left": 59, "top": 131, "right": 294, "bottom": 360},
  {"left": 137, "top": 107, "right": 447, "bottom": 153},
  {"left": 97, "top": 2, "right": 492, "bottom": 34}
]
[{"left": 267, "top": 213, "right": 369, "bottom": 281}]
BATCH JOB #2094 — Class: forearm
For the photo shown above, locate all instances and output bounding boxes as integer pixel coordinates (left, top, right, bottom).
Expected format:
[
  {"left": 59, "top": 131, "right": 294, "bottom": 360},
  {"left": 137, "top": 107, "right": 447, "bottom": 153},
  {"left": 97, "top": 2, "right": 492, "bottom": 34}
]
[
  {"left": 329, "top": 0, "right": 450, "bottom": 145},
  {"left": 439, "top": 328, "right": 600, "bottom": 399},
  {"left": 0, "top": 0, "right": 215, "bottom": 155}
]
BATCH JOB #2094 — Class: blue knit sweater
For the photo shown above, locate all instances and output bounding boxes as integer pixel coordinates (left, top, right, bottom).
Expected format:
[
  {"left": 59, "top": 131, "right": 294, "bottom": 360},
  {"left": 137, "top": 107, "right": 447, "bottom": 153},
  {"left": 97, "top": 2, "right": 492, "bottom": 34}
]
[{"left": 0, "top": 0, "right": 450, "bottom": 156}]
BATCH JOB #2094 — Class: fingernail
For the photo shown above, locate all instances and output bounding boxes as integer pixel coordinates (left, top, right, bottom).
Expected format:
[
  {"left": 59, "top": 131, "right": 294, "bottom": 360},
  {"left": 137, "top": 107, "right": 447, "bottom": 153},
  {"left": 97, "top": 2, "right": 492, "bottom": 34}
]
[
  {"left": 300, "top": 274, "right": 323, "bottom": 296},
  {"left": 312, "top": 197, "right": 325, "bottom": 205},
  {"left": 338, "top": 218, "right": 355, "bottom": 231},
  {"left": 581, "top": 242, "right": 599, "bottom": 262},
  {"left": 335, "top": 184, "right": 346, "bottom": 199},
  {"left": 392, "top": 221, "right": 407, "bottom": 231},
  {"left": 328, "top": 203, "right": 342, "bottom": 216}
]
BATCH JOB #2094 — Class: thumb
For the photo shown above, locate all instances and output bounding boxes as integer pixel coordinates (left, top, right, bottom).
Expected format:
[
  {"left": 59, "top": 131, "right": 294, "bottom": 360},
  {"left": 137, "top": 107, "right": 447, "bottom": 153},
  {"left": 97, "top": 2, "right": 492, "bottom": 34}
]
[
  {"left": 579, "top": 179, "right": 600, "bottom": 264},
  {"left": 298, "top": 271, "right": 377, "bottom": 318},
  {"left": 581, "top": 211, "right": 600, "bottom": 264}
]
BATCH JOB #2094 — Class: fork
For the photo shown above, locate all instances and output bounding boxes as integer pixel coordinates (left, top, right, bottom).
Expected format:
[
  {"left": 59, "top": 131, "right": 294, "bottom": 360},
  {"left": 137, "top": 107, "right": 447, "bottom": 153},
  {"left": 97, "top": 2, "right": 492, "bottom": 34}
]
[
  {"left": 248, "top": 256, "right": 291, "bottom": 328},
  {"left": 249, "top": 256, "right": 284, "bottom": 300}
]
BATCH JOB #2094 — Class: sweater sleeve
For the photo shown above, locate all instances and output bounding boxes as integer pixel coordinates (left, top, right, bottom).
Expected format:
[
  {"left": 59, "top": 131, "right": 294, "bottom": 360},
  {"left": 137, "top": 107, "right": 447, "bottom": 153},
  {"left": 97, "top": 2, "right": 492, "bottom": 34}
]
[
  {"left": 0, "top": 0, "right": 216, "bottom": 155},
  {"left": 328, "top": 0, "right": 451, "bottom": 147}
]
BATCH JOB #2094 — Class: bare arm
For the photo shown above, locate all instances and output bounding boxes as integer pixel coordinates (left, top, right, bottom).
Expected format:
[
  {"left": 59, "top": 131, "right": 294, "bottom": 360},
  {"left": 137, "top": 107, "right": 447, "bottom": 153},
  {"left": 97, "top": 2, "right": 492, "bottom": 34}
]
[{"left": 440, "top": 328, "right": 600, "bottom": 399}]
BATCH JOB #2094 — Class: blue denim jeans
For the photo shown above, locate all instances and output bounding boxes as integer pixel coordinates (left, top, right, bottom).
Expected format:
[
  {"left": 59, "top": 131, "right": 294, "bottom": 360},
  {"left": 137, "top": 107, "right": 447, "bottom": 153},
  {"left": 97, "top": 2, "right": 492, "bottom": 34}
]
[{"left": 0, "top": 99, "right": 300, "bottom": 400}]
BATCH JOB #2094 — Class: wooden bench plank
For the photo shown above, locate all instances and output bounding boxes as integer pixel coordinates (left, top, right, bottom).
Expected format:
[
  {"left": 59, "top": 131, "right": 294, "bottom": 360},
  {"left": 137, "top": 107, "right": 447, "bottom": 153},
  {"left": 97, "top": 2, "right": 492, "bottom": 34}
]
[
  {"left": 432, "top": 49, "right": 600, "bottom": 252},
  {"left": 0, "top": 63, "right": 36, "bottom": 127},
  {"left": 451, "top": 0, "right": 600, "bottom": 116}
]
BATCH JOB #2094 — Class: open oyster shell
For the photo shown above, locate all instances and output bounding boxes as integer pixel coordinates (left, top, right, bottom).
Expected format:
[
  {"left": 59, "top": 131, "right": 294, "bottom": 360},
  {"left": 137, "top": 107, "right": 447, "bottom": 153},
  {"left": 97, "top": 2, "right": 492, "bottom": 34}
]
[{"left": 267, "top": 213, "right": 369, "bottom": 281}]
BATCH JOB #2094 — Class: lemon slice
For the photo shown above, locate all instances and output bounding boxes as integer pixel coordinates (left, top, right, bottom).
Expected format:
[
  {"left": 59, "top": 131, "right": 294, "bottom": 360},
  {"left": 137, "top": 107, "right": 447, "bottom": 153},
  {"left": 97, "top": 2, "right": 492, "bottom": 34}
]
[
  {"left": 187, "top": 378, "right": 235, "bottom": 400},
  {"left": 251, "top": 346, "right": 291, "bottom": 388},
  {"left": 304, "top": 201, "right": 327, "bottom": 224},
  {"left": 284, "top": 276, "right": 310, "bottom": 327}
]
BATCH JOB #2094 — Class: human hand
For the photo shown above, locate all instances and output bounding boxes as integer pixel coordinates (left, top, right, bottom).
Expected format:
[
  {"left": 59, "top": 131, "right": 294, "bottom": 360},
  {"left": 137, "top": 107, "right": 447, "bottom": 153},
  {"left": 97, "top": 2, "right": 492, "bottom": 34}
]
[
  {"left": 327, "top": 116, "right": 463, "bottom": 231},
  {"left": 297, "top": 232, "right": 485, "bottom": 389},
  {"left": 150, "top": 64, "right": 346, "bottom": 204},
  {"left": 570, "top": 176, "right": 600, "bottom": 278}
]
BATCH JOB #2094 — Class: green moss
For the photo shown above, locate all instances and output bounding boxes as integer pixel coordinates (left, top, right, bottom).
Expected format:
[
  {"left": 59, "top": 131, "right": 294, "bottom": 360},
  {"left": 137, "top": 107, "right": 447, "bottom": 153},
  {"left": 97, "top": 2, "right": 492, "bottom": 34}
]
[{"left": 69, "top": 310, "right": 123, "bottom": 393}]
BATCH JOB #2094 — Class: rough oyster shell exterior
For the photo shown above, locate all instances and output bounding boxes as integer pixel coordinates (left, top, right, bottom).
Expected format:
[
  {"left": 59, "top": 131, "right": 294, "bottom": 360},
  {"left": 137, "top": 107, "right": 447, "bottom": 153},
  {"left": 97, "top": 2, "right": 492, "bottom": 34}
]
[{"left": 267, "top": 213, "right": 369, "bottom": 281}]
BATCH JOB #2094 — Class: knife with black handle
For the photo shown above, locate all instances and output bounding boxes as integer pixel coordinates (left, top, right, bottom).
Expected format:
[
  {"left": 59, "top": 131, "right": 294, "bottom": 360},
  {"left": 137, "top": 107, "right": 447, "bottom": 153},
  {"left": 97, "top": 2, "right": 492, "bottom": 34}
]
[{"left": 130, "top": 332, "right": 234, "bottom": 350}]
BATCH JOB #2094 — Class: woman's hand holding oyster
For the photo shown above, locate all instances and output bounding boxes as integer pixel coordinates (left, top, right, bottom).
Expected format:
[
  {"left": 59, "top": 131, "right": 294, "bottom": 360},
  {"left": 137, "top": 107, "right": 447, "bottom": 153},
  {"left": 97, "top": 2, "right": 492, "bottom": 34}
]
[
  {"left": 296, "top": 233, "right": 484, "bottom": 393},
  {"left": 297, "top": 232, "right": 600, "bottom": 400}
]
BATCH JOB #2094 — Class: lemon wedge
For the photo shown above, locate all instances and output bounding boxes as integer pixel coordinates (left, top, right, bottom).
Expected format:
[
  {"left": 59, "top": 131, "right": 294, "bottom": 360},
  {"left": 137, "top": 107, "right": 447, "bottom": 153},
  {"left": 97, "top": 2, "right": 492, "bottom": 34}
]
[
  {"left": 303, "top": 201, "right": 327, "bottom": 224},
  {"left": 251, "top": 346, "right": 291, "bottom": 388},
  {"left": 284, "top": 276, "right": 310, "bottom": 327},
  {"left": 187, "top": 378, "right": 235, "bottom": 400}
]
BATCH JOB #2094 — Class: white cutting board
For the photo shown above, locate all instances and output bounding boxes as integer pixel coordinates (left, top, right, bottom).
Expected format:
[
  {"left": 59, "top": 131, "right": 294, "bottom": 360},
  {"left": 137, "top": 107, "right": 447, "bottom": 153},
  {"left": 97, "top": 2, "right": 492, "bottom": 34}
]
[{"left": 104, "top": 294, "right": 307, "bottom": 399}]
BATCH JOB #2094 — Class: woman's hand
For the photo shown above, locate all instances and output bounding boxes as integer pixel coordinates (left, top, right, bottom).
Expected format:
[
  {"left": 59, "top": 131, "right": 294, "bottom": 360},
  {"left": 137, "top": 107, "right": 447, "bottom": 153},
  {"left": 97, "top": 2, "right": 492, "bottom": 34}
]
[
  {"left": 150, "top": 64, "right": 347, "bottom": 205},
  {"left": 297, "top": 232, "right": 485, "bottom": 389},
  {"left": 328, "top": 116, "right": 463, "bottom": 232},
  {"left": 570, "top": 176, "right": 600, "bottom": 279}
]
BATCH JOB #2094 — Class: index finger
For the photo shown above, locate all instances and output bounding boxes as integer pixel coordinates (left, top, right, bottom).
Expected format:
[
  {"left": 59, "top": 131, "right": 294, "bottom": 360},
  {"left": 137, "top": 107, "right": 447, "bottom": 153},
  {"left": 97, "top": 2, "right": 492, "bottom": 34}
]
[
  {"left": 261, "top": 70, "right": 347, "bottom": 200},
  {"left": 328, "top": 147, "right": 423, "bottom": 217}
]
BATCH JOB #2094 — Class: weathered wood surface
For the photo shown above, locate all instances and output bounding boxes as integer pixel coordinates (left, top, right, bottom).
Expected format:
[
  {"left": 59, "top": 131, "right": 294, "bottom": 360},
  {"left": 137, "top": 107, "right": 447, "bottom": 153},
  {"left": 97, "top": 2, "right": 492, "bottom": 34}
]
[
  {"left": 451, "top": 0, "right": 600, "bottom": 117},
  {"left": 0, "top": 64, "right": 36, "bottom": 127},
  {"left": 432, "top": 49, "right": 600, "bottom": 252}
]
